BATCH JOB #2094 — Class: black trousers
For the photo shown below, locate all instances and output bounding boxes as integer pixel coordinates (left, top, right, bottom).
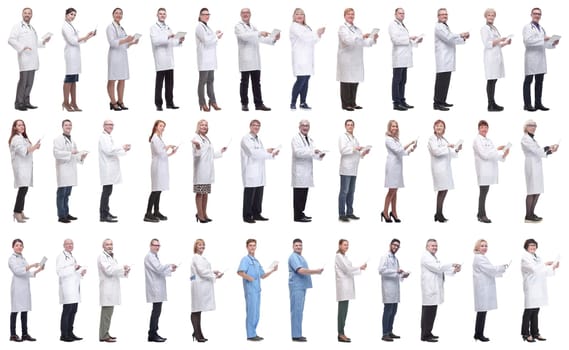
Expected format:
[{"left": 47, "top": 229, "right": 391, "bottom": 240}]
[
  {"left": 99, "top": 185, "right": 113, "bottom": 218},
  {"left": 433, "top": 72, "right": 451, "bottom": 105},
  {"left": 392, "top": 67, "right": 407, "bottom": 104},
  {"left": 521, "top": 307, "right": 540, "bottom": 337},
  {"left": 240, "top": 70, "right": 263, "bottom": 106},
  {"left": 155, "top": 69, "right": 174, "bottom": 107},
  {"left": 146, "top": 191, "right": 162, "bottom": 215},
  {"left": 293, "top": 188, "right": 309, "bottom": 219},
  {"left": 420, "top": 305, "right": 438, "bottom": 339},
  {"left": 61, "top": 303, "right": 78, "bottom": 337},
  {"left": 523, "top": 73, "right": 544, "bottom": 107},
  {"left": 475, "top": 311, "right": 487, "bottom": 337},
  {"left": 340, "top": 82, "right": 358, "bottom": 108},
  {"left": 10, "top": 311, "right": 28, "bottom": 336},
  {"left": 243, "top": 186, "right": 264, "bottom": 219},
  {"left": 149, "top": 302, "right": 163, "bottom": 337},
  {"left": 478, "top": 185, "right": 490, "bottom": 218},
  {"left": 14, "top": 186, "right": 28, "bottom": 213},
  {"left": 486, "top": 79, "right": 497, "bottom": 104}
]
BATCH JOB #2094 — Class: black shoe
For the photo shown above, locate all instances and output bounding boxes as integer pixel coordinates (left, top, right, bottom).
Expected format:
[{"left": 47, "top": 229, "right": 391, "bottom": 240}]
[
  {"left": 389, "top": 212, "right": 401, "bottom": 223},
  {"left": 389, "top": 333, "right": 401, "bottom": 339},
  {"left": 243, "top": 217, "right": 256, "bottom": 223},
  {"left": 166, "top": 105, "right": 179, "bottom": 109},
  {"left": 477, "top": 216, "right": 492, "bottom": 223},
  {"left": 535, "top": 335, "right": 546, "bottom": 341},
  {"left": 156, "top": 106, "right": 163, "bottom": 111},
  {"left": 292, "top": 336, "right": 307, "bottom": 342},
  {"left": 342, "top": 106, "right": 354, "bottom": 111},
  {"left": 299, "top": 103, "right": 312, "bottom": 110},
  {"left": 21, "top": 334, "right": 36, "bottom": 341},
  {"left": 71, "top": 334, "right": 83, "bottom": 341},
  {"left": 10, "top": 335, "right": 22, "bottom": 342},
  {"left": 242, "top": 104, "right": 249, "bottom": 111},
  {"left": 524, "top": 105, "right": 537, "bottom": 112},
  {"left": 339, "top": 216, "right": 349, "bottom": 222},
  {"left": 346, "top": 214, "right": 360, "bottom": 220},
  {"left": 247, "top": 335, "right": 264, "bottom": 341},
  {"left": 253, "top": 215, "right": 269, "bottom": 221},
  {"left": 433, "top": 104, "right": 449, "bottom": 111},
  {"left": 294, "top": 217, "right": 311, "bottom": 223},
  {"left": 532, "top": 214, "right": 543, "bottom": 221},
  {"left": 117, "top": 102, "right": 128, "bottom": 110},
  {"left": 58, "top": 217, "right": 71, "bottom": 223},
  {"left": 441, "top": 102, "right": 453, "bottom": 107},
  {"left": 430, "top": 334, "right": 439, "bottom": 339},
  {"left": 474, "top": 335, "right": 490, "bottom": 342},
  {"left": 381, "top": 212, "right": 393, "bottom": 223},
  {"left": 401, "top": 102, "right": 414, "bottom": 109},
  {"left": 148, "top": 336, "right": 166, "bottom": 342},
  {"left": 421, "top": 337, "right": 438, "bottom": 342},
  {"left": 109, "top": 213, "right": 118, "bottom": 219},
  {"left": 524, "top": 215, "right": 541, "bottom": 223},
  {"left": 303, "top": 214, "right": 312, "bottom": 220},
  {"left": 15, "top": 106, "right": 28, "bottom": 111},
  {"left": 144, "top": 214, "right": 159, "bottom": 223},
  {"left": 523, "top": 335, "right": 536, "bottom": 342},
  {"left": 154, "top": 212, "right": 168, "bottom": 221},
  {"left": 434, "top": 214, "right": 447, "bottom": 223},
  {"left": 382, "top": 335, "right": 394, "bottom": 342},
  {"left": 393, "top": 104, "right": 408, "bottom": 111},
  {"left": 67, "top": 214, "right": 77, "bottom": 220},
  {"left": 60, "top": 336, "right": 75, "bottom": 342},
  {"left": 535, "top": 104, "right": 549, "bottom": 111},
  {"left": 25, "top": 104, "right": 38, "bottom": 109},
  {"left": 100, "top": 215, "right": 118, "bottom": 223},
  {"left": 255, "top": 105, "right": 271, "bottom": 111},
  {"left": 110, "top": 102, "right": 122, "bottom": 111},
  {"left": 488, "top": 103, "right": 504, "bottom": 112},
  {"left": 353, "top": 105, "right": 363, "bottom": 109}
]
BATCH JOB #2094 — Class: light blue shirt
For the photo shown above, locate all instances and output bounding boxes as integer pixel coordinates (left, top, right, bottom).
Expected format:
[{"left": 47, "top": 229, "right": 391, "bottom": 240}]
[
  {"left": 288, "top": 252, "right": 312, "bottom": 290},
  {"left": 238, "top": 255, "right": 265, "bottom": 293}
]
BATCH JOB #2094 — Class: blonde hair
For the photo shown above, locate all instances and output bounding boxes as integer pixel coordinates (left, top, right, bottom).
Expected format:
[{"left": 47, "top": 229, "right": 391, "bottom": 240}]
[
  {"left": 344, "top": 8, "right": 354, "bottom": 16},
  {"left": 473, "top": 239, "right": 487, "bottom": 253},
  {"left": 523, "top": 119, "right": 537, "bottom": 133},
  {"left": 194, "top": 239, "right": 205, "bottom": 254},
  {"left": 292, "top": 8, "right": 306, "bottom": 25},
  {"left": 195, "top": 119, "right": 208, "bottom": 134},
  {"left": 386, "top": 120, "right": 399, "bottom": 139},
  {"left": 484, "top": 8, "right": 496, "bottom": 17}
]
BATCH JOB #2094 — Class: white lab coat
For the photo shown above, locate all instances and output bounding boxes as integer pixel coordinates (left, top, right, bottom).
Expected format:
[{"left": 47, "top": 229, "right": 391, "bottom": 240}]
[
  {"left": 107, "top": 22, "right": 130, "bottom": 80},
  {"left": 8, "top": 21, "right": 42, "bottom": 71},
  {"left": 195, "top": 22, "right": 217, "bottom": 71},
  {"left": 521, "top": 250, "right": 554, "bottom": 308},
  {"left": 523, "top": 23, "right": 553, "bottom": 75},
  {"left": 56, "top": 250, "right": 81, "bottom": 304},
  {"left": 291, "top": 133, "right": 321, "bottom": 187},
  {"left": 481, "top": 25, "right": 505, "bottom": 80},
  {"left": 385, "top": 136, "right": 408, "bottom": 189},
  {"left": 144, "top": 251, "right": 172, "bottom": 303},
  {"left": 335, "top": 253, "right": 361, "bottom": 301},
  {"left": 150, "top": 134, "right": 169, "bottom": 191},
  {"left": 53, "top": 134, "right": 83, "bottom": 187},
  {"left": 150, "top": 22, "right": 180, "bottom": 72},
  {"left": 240, "top": 133, "right": 273, "bottom": 187},
  {"left": 338, "top": 133, "right": 361, "bottom": 176},
  {"left": 234, "top": 21, "right": 275, "bottom": 72},
  {"left": 9, "top": 253, "right": 34, "bottom": 312},
  {"left": 62, "top": 21, "right": 82, "bottom": 74},
  {"left": 428, "top": 135, "right": 457, "bottom": 191},
  {"left": 191, "top": 254, "right": 216, "bottom": 312},
  {"left": 388, "top": 20, "right": 413, "bottom": 68},
  {"left": 98, "top": 131, "right": 126, "bottom": 186},
  {"left": 378, "top": 252, "right": 401, "bottom": 304},
  {"left": 521, "top": 133, "right": 547, "bottom": 194},
  {"left": 472, "top": 254, "right": 506, "bottom": 312},
  {"left": 473, "top": 134, "right": 504, "bottom": 186},
  {"left": 290, "top": 22, "right": 319, "bottom": 76},
  {"left": 421, "top": 251, "right": 454, "bottom": 305},
  {"left": 97, "top": 251, "right": 125, "bottom": 306},
  {"left": 434, "top": 22, "right": 465, "bottom": 73},
  {"left": 336, "top": 23, "right": 375, "bottom": 82},
  {"left": 193, "top": 134, "right": 222, "bottom": 185},
  {"left": 10, "top": 134, "right": 33, "bottom": 188}
]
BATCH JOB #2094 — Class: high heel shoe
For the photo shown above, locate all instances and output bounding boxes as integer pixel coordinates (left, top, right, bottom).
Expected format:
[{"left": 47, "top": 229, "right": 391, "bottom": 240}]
[
  {"left": 109, "top": 102, "right": 122, "bottom": 111},
  {"left": 13, "top": 213, "right": 26, "bottom": 223},
  {"left": 522, "top": 335, "right": 536, "bottom": 342},
  {"left": 117, "top": 102, "right": 128, "bottom": 110},
  {"left": 380, "top": 212, "right": 393, "bottom": 223},
  {"left": 200, "top": 104, "right": 210, "bottom": 112},
  {"left": 70, "top": 104, "right": 82, "bottom": 112},
  {"left": 195, "top": 214, "right": 208, "bottom": 223},
  {"left": 389, "top": 211, "right": 401, "bottom": 223},
  {"left": 205, "top": 217, "right": 212, "bottom": 222},
  {"left": 474, "top": 335, "right": 490, "bottom": 342},
  {"left": 21, "top": 212, "right": 30, "bottom": 220},
  {"left": 62, "top": 102, "right": 74, "bottom": 112},
  {"left": 192, "top": 333, "right": 207, "bottom": 342},
  {"left": 434, "top": 214, "right": 447, "bottom": 223},
  {"left": 209, "top": 102, "right": 221, "bottom": 111}
]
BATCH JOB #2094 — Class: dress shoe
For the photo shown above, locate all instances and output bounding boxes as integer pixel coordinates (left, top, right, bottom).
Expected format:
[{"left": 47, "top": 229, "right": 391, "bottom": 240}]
[
  {"left": 433, "top": 104, "right": 449, "bottom": 111},
  {"left": 100, "top": 215, "right": 118, "bottom": 223},
  {"left": 302, "top": 214, "right": 312, "bottom": 220},
  {"left": 13, "top": 212, "right": 26, "bottom": 223},
  {"left": 100, "top": 337, "right": 116, "bottom": 342},
  {"left": 337, "top": 335, "right": 351, "bottom": 342},
  {"left": 421, "top": 337, "right": 438, "bottom": 342},
  {"left": 535, "top": 335, "right": 546, "bottom": 341},
  {"left": 434, "top": 214, "right": 447, "bottom": 223},
  {"left": 353, "top": 105, "right": 363, "bottom": 109},
  {"left": 389, "top": 333, "right": 401, "bottom": 339},
  {"left": 58, "top": 217, "right": 71, "bottom": 223},
  {"left": 299, "top": 103, "right": 312, "bottom": 110},
  {"left": 474, "top": 335, "right": 490, "bottom": 342},
  {"left": 156, "top": 106, "right": 163, "bottom": 111},
  {"left": 166, "top": 105, "right": 179, "bottom": 109},
  {"left": 67, "top": 214, "right": 77, "bottom": 220},
  {"left": 108, "top": 214, "right": 118, "bottom": 219},
  {"left": 148, "top": 336, "right": 166, "bottom": 342},
  {"left": 71, "top": 334, "right": 83, "bottom": 341},
  {"left": 430, "top": 334, "right": 439, "bottom": 339},
  {"left": 200, "top": 104, "right": 210, "bottom": 112},
  {"left": 117, "top": 102, "right": 128, "bottom": 110},
  {"left": 389, "top": 212, "right": 401, "bottom": 223},
  {"left": 441, "top": 102, "right": 453, "bottom": 107},
  {"left": 342, "top": 106, "right": 354, "bottom": 111},
  {"left": 60, "top": 336, "right": 75, "bottom": 342},
  {"left": 110, "top": 102, "right": 122, "bottom": 111},
  {"left": 195, "top": 214, "right": 208, "bottom": 223},
  {"left": 338, "top": 216, "right": 349, "bottom": 222},
  {"left": 532, "top": 214, "right": 543, "bottom": 221},
  {"left": 401, "top": 102, "right": 414, "bottom": 109},
  {"left": 290, "top": 104, "right": 297, "bottom": 110},
  {"left": 477, "top": 216, "right": 492, "bottom": 223},
  {"left": 21, "top": 334, "right": 36, "bottom": 341},
  {"left": 243, "top": 217, "right": 256, "bottom": 223},
  {"left": 524, "top": 105, "right": 537, "bottom": 112},
  {"left": 253, "top": 215, "right": 269, "bottom": 221},
  {"left": 242, "top": 104, "right": 249, "bottom": 111},
  {"left": 247, "top": 335, "right": 264, "bottom": 341},
  {"left": 535, "top": 104, "right": 549, "bottom": 111},
  {"left": 255, "top": 104, "right": 271, "bottom": 111},
  {"left": 209, "top": 102, "right": 221, "bottom": 110},
  {"left": 346, "top": 214, "right": 360, "bottom": 220},
  {"left": 393, "top": 104, "right": 408, "bottom": 111},
  {"left": 294, "top": 217, "right": 311, "bottom": 223},
  {"left": 523, "top": 335, "right": 536, "bottom": 342},
  {"left": 292, "top": 336, "right": 307, "bottom": 342},
  {"left": 144, "top": 214, "right": 159, "bottom": 223},
  {"left": 15, "top": 105, "right": 28, "bottom": 111},
  {"left": 154, "top": 212, "right": 168, "bottom": 221},
  {"left": 70, "top": 104, "right": 82, "bottom": 112},
  {"left": 381, "top": 212, "right": 393, "bottom": 223},
  {"left": 25, "top": 104, "right": 38, "bottom": 109},
  {"left": 10, "top": 335, "right": 22, "bottom": 342},
  {"left": 382, "top": 335, "right": 394, "bottom": 342},
  {"left": 488, "top": 103, "right": 504, "bottom": 112},
  {"left": 524, "top": 215, "right": 541, "bottom": 223}
]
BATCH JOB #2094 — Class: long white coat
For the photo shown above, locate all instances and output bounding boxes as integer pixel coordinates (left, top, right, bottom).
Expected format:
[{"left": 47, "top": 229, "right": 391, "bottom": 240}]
[
  {"left": 389, "top": 20, "right": 413, "bottom": 68},
  {"left": 385, "top": 136, "right": 408, "bottom": 189},
  {"left": 97, "top": 251, "right": 126, "bottom": 306},
  {"left": 195, "top": 22, "right": 217, "bottom": 71},
  {"left": 473, "top": 134, "right": 504, "bottom": 186},
  {"left": 421, "top": 251, "right": 454, "bottom": 305},
  {"left": 336, "top": 23, "right": 375, "bottom": 82},
  {"left": 428, "top": 135, "right": 457, "bottom": 191},
  {"left": 10, "top": 134, "right": 33, "bottom": 188},
  {"left": 8, "top": 21, "right": 42, "bottom": 71},
  {"left": 62, "top": 21, "right": 82, "bottom": 74},
  {"left": 291, "top": 133, "right": 321, "bottom": 187},
  {"left": 193, "top": 134, "right": 222, "bottom": 185},
  {"left": 99, "top": 131, "right": 126, "bottom": 186},
  {"left": 521, "top": 250, "right": 554, "bottom": 308},
  {"left": 150, "top": 134, "right": 169, "bottom": 191},
  {"left": 290, "top": 22, "right": 319, "bottom": 76},
  {"left": 378, "top": 252, "right": 401, "bottom": 304},
  {"left": 472, "top": 254, "right": 506, "bottom": 312},
  {"left": 335, "top": 253, "right": 361, "bottom": 301},
  {"left": 107, "top": 22, "right": 130, "bottom": 80},
  {"left": 240, "top": 133, "right": 273, "bottom": 187},
  {"left": 523, "top": 23, "right": 553, "bottom": 75},
  {"left": 53, "top": 134, "right": 83, "bottom": 187},
  {"left": 338, "top": 133, "right": 361, "bottom": 176},
  {"left": 434, "top": 22, "right": 465, "bottom": 73},
  {"left": 234, "top": 21, "right": 275, "bottom": 72},
  {"left": 191, "top": 254, "right": 216, "bottom": 312},
  {"left": 144, "top": 251, "right": 172, "bottom": 303},
  {"left": 9, "top": 253, "right": 34, "bottom": 312},
  {"left": 56, "top": 250, "right": 81, "bottom": 304},
  {"left": 150, "top": 22, "right": 180, "bottom": 72},
  {"left": 481, "top": 25, "right": 505, "bottom": 80},
  {"left": 521, "top": 133, "right": 547, "bottom": 194}
]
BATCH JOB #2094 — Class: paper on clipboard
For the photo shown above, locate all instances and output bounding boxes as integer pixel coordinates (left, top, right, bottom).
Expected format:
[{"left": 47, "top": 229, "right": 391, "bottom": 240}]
[
  {"left": 371, "top": 28, "right": 380, "bottom": 35},
  {"left": 268, "top": 260, "right": 279, "bottom": 271},
  {"left": 133, "top": 33, "right": 142, "bottom": 40},
  {"left": 455, "top": 139, "right": 464, "bottom": 148},
  {"left": 270, "top": 29, "right": 281, "bottom": 38},
  {"left": 40, "top": 256, "right": 48, "bottom": 267},
  {"left": 42, "top": 32, "right": 53, "bottom": 41},
  {"left": 504, "top": 142, "right": 512, "bottom": 151},
  {"left": 175, "top": 31, "right": 187, "bottom": 39}
]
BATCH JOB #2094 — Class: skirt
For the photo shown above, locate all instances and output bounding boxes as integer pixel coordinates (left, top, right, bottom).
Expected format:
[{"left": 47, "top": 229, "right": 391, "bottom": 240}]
[{"left": 193, "top": 184, "right": 211, "bottom": 194}]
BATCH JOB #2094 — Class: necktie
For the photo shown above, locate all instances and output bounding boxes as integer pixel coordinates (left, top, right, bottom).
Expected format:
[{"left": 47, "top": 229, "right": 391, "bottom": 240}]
[{"left": 305, "top": 136, "right": 310, "bottom": 146}]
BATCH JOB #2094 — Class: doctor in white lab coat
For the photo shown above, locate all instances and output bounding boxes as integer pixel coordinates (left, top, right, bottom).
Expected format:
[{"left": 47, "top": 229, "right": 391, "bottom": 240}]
[
  {"left": 420, "top": 239, "right": 461, "bottom": 342},
  {"left": 428, "top": 120, "right": 460, "bottom": 222},
  {"left": 8, "top": 7, "right": 49, "bottom": 110},
  {"left": 433, "top": 8, "right": 469, "bottom": 110},
  {"left": 150, "top": 7, "right": 184, "bottom": 110},
  {"left": 145, "top": 238, "right": 177, "bottom": 342},
  {"left": 291, "top": 119, "right": 324, "bottom": 222},
  {"left": 520, "top": 238, "right": 559, "bottom": 342},
  {"left": 472, "top": 239, "right": 507, "bottom": 342},
  {"left": 99, "top": 120, "right": 130, "bottom": 222},
  {"left": 196, "top": 8, "right": 222, "bottom": 111},
  {"left": 56, "top": 239, "right": 85, "bottom": 342},
  {"left": 521, "top": 120, "right": 558, "bottom": 222},
  {"left": 235, "top": 8, "right": 279, "bottom": 111},
  {"left": 191, "top": 239, "right": 223, "bottom": 342},
  {"left": 522, "top": 8, "right": 559, "bottom": 111},
  {"left": 473, "top": 120, "right": 509, "bottom": 223},
  {"left": 61, "top": 8, "right": 95, "bottom": 111},
  {"left": 289, "top": 8, "right": 324, "bottom": 110},
  {"left": 335, "top": 239, "right": 366, "bottom": 342},
  {"left": 336, "top": 8, "right": 377, "bottom": 111}
]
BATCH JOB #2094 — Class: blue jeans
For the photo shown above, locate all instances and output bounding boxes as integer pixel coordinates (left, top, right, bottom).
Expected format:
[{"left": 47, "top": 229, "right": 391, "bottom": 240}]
[
  {"left": 291, "top": 75, "right": 310, "bottom": 105},
  {"left": 338, "top": 175, "right": 357, "bottom": 216},
  {"left": 56, "top": 186, "right": 72, "bottom": 219},
  {"left": 382, "top": 303, "right": 398, "bottom": 336}
]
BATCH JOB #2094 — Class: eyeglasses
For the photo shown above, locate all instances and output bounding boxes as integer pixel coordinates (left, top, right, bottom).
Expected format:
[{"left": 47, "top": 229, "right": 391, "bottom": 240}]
[
  {"left": 532, "top": 12, "right": 542, "bottom": 16},
  {"left": 151, "top": 244, "right": 161, "bottom": 247},
  {"left": 391, "top": 244, "right": 400, "bottom": 248}
]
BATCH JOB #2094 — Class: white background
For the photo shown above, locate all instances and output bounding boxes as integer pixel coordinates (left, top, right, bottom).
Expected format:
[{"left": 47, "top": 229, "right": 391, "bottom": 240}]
[{"left": 1, "top": 0, "right": 567, "bottom": 349}]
